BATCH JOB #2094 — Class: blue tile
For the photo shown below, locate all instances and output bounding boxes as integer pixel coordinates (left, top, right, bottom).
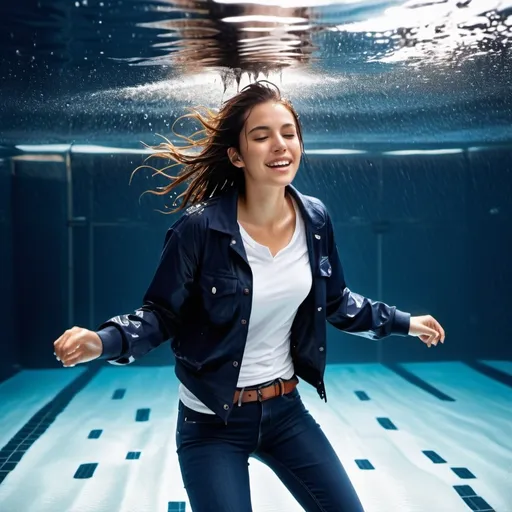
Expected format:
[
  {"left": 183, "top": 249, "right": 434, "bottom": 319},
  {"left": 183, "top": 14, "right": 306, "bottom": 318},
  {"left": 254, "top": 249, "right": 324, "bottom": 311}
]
[
  {"left": 452, "top": 467, "right": 476, "bottom": 479},
  {"left": 354, "top": 391, "right": 370, "bottom": 401},
  {"left": 74, "top": 463, "right": 98, "bottom": 479},
  {"left": 168, "top": 502, "right": 186, "bottom": 512},
  {"left": 9, "top": 452, "right": 23, "bottom": 463},
  {"left": 376, "top": 417, "right": 398, "bottom": 430},
  {"left": 462, "top": 496, "right": 495, "bottom": 511},
  {"left": 0, "top": 365, "right": 102, "bottom": 482},
  {"left": 454, "top": 485, "right": 477, "bottom": 497},
  {"left": 88, "top": 430, "right": 103, "bottom": 439},
  {"left": 355, "top": 459, "right": 375, "bottom": 470},
  {"left": 126, "top": 452, "right": 141, "bottom": 460},
  {"left": 136, "top": 408, "right": 150, "bottom": 422},
  {"left": 423, "top": 450, "right": 446, "bottom": 464},
  {"left": 112, "top": 389, "right": 126, "bottom": 400},
  {"left": 0, "top": 471, "right": 9, "bottom": 483},
  {"left": 470, "top": 496, "right": 494, "bottom": 511}
]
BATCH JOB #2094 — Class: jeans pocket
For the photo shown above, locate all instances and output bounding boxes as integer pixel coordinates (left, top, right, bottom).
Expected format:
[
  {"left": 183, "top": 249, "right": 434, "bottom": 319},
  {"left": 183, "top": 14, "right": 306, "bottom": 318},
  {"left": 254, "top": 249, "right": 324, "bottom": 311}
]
[
  {"left": 177, "top": 402, "right": 222, "bottom": 449},
  {"left": 181, "top": 402, "right": 223, "bottom": 425}
]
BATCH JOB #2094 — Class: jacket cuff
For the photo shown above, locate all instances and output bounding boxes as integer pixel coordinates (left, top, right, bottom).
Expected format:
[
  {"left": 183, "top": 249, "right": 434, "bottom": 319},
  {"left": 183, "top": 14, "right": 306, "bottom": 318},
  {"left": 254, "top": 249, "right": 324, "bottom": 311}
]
[
  {"left": 392, "top": 309, "right": 411, "bottom": 336},
  {"left": 97, "top": 326, "right": 124, "bottom": 360}
]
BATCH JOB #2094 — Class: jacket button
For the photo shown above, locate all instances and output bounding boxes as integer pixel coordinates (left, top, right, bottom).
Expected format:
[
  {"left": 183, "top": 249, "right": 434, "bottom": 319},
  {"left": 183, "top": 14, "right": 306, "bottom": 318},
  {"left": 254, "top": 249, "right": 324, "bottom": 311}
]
[
  {"left": 212, "top": 287, "right": 217, "bottom": 294},
  {"left": 231, "top": 239, "right": 237, "bottom": 245},
  {"left": 223, "top": 404, "right": 229, "bottom": 410},
  {"left": 233, "top": 361, "right": 239, "bottom": 367},
  {"left": 241, "top": 319, "right": 247, "bottom": 325},
  {"left": 317, "top": 307, "right": 322, "bottom": 311},
  {"left": 319, "top": 346, "right": 324, "bottom": 352},
  {"left": 314, "top": 234, "right": 321, "bottom": 239},
  {"left": 243, "top": 288, "right": 250, "bottom": 295}
]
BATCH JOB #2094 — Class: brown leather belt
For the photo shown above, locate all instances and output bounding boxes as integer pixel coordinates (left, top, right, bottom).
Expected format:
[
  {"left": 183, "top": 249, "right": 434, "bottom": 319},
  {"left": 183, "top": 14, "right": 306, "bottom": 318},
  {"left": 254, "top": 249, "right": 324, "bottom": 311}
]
[{"left": 233, "top": 377, "right": 298, "bottom": 406}]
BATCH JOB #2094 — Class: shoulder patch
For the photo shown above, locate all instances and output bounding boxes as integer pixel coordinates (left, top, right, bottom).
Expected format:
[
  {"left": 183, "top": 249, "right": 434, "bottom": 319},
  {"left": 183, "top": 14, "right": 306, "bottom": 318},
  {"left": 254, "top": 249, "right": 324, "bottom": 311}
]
[{"left": 185, "top": 201, "right": 208, "bottom": 216}]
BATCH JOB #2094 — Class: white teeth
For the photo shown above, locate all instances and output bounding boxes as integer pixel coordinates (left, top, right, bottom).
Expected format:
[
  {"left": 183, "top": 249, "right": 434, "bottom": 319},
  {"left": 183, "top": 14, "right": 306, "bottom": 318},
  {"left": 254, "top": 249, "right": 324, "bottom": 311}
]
[{"left": 267, "top": 161, "right": 290, "bottom": 167}]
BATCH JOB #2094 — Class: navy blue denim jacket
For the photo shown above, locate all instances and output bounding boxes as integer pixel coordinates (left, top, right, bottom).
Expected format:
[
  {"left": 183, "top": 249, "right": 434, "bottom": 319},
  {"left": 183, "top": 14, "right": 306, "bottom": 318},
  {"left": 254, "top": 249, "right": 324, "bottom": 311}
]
[{"left": 97, "top": 184, "right": 411, "bottom": 422}]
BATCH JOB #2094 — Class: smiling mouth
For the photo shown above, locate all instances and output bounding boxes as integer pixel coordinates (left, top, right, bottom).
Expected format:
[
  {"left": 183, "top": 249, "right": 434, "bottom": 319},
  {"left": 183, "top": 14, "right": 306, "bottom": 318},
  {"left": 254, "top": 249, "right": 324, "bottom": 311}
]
[{"left": 266, "top": 160, "right": 291, "bottom": 168}]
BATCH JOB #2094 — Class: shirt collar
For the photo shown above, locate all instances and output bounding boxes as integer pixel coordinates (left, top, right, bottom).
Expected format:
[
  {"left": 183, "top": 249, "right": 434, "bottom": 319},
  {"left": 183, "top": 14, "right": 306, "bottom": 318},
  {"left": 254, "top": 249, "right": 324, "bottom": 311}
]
[{"left": 208, "top": 183, "right": 326, "bottom": 235}]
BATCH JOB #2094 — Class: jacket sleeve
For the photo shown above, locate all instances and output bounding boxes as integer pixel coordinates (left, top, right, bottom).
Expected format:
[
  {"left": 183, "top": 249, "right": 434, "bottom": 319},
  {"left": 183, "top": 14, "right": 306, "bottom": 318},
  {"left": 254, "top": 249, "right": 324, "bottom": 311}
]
[
  {"left": 95, "top": 215, "right": 199, "bottom": 365},
  {"left": 324, "top": 212, "right": 410, "bottom": 339}
]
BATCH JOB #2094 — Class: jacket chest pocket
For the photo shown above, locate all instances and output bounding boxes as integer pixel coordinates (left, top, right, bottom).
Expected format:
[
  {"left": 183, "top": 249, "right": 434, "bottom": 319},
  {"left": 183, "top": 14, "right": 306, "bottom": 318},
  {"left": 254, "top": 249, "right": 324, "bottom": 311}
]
[{"left": 201, "top": 273, "right": 238, "bottom": 325}]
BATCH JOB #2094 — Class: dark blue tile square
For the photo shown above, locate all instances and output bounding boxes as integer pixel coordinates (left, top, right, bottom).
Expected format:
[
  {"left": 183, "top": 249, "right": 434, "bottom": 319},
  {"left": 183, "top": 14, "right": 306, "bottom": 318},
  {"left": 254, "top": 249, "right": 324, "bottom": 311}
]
[
  {"left": 354, "top": 391, "right": 370, "bottom": 401},
  {"left": 126, "top": 452, "right": 141, "bottom": 460},
  {"left": 112, "top": 389, "right": 126, "bottom": 400},
  {"left": 452, "top": 467, "right": 476, "bottom": 479},
  {"left": 355, "top": 459, "right": 375, "bottom": 470},
  {"left": 376, "top": 417, "right": 398, "bottom": 430},
  {"left": 454, "top": 485, "right": 477, "bottom": 497},
  {"left": 136, "top": 408, "right": 150, "bottom": 422},
  {"left": 462, "top": 497, "right": 480, "bottom": 511},
  {"left": 462, "top": 496, "right": 495, "bottom": 511},
  {"left": 0, "top": 462, "right": 17, "bottom": 471},
  {"left": 88, "top": 430, "right": 103, "bottom": 439},
  {"left": 74, "top": 463, "right": 98, "bottom": 479},
  {"left": 423, "top": 450, "right": 446, "bottom": 464}
]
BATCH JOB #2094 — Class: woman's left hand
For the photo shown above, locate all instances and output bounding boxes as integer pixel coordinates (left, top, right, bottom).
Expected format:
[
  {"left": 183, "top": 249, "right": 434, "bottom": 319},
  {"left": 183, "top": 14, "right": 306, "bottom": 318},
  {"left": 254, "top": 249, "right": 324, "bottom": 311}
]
[{"left": 408, "top": 315, "right": 445, "bottom": 348}]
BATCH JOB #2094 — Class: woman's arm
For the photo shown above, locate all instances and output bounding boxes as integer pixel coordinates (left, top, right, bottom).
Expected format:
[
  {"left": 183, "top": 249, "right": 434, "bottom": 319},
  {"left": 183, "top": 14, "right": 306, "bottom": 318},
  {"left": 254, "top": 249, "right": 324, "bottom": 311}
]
[{"left": 97, "top": 215, "right": 200, "bottom": 364}]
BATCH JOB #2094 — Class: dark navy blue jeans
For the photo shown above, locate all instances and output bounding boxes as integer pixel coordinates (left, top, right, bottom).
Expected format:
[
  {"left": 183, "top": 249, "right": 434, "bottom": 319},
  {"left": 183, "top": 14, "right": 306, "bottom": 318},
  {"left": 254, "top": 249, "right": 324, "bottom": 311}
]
[{"left": 175, "top": 386, "right": 365, "bottom": 512}]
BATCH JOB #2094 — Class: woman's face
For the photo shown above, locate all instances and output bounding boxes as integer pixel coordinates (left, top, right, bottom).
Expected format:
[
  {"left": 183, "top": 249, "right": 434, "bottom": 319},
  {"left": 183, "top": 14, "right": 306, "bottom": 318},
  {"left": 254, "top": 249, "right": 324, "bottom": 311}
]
[{"left": 229, "top": 101, "right": 302, "bottom": 188}]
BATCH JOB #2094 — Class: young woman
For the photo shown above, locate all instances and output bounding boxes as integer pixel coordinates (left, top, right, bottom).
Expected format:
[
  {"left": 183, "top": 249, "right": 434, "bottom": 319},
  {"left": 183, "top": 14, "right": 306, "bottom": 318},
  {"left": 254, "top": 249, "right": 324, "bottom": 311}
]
[{"left": 53, "top": 81, "right": 445, "bottom": 512}]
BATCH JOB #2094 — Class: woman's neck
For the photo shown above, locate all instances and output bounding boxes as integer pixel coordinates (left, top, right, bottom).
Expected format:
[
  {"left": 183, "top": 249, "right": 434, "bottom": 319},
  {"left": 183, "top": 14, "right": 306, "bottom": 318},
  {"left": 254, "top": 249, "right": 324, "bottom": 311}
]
[{"left": 237, "top": 184, "right": 291, "bottom": 229}]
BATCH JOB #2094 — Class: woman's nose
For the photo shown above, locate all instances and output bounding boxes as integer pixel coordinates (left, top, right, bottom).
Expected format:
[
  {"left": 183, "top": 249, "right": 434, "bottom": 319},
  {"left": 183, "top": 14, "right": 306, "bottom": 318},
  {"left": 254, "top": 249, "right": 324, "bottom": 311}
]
[{"left": 272, "top": 136, "right": 287, "bottom": 151}]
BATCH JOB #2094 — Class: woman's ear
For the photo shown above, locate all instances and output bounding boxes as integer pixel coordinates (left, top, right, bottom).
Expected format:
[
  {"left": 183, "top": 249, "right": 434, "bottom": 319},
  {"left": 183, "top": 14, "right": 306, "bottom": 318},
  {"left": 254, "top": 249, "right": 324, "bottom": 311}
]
[{"left": 227, "top": 147, "right": 244, "bottom": 168}]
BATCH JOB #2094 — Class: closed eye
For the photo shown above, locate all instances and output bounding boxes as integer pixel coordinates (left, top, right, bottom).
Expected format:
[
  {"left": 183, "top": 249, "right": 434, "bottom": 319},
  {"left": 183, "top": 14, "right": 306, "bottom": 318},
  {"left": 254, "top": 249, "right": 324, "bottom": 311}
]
[{"left": 253, "top": 134, "right": 296, "bottom": 142}]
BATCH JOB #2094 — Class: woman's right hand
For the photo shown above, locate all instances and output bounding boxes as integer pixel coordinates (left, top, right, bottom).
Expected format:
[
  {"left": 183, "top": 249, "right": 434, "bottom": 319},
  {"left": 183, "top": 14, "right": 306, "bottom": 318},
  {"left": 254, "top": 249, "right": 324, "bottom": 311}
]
[{"left": 53, "top": 327, "right": 104, "bottom": 367}]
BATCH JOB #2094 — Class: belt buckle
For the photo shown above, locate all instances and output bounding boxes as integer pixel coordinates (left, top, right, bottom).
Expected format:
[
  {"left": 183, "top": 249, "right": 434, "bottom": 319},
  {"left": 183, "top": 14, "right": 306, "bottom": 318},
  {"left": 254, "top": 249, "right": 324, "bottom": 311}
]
[
  {"left": 277, "top": 378, "right": 285, "bottom": 396},
  {"left": 256, "top": 388, "right": 263, "bottom": 402},
  {"left": 237, "top": 387, "right": 245, "bottom": 407}
]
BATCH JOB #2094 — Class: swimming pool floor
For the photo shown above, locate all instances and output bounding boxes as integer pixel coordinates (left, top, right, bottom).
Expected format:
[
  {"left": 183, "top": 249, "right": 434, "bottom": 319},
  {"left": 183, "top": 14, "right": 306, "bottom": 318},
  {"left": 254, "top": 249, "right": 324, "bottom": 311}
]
[{"left": 0, "top": 361, "right": 510, "bottom": 512}]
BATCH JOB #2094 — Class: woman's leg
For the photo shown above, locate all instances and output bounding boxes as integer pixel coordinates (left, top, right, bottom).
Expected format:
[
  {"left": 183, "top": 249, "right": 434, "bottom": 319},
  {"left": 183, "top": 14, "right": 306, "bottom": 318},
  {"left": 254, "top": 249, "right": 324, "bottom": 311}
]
[
  {"left": 175, "top": 401, "right": 255, "bottom": 512},
  {"left": 255, "top": 389, "right": 365, "bottom": 512}
]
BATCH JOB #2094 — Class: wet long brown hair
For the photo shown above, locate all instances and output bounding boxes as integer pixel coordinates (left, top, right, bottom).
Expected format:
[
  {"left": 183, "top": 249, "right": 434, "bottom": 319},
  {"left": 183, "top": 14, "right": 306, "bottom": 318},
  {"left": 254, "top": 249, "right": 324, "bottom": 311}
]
[{"left": 132, "top": 80, "right": 304, "bottom": 213}]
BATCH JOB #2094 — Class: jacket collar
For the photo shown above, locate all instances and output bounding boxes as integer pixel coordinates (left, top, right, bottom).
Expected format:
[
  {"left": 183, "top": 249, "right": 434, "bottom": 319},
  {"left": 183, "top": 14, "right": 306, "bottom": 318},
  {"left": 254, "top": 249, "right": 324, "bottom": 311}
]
[{"left": 208, "top": 183, "right": 326, "bottom": 235}]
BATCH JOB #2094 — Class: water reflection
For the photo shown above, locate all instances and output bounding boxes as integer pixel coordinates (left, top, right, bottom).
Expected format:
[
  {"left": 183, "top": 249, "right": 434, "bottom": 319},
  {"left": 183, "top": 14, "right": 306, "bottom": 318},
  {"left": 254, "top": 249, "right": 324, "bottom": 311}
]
[
  {"left": 132, "top": 0, "right": 318, "bottom": 79},
  {"left": 122, "top": 0, "right": 512, "bottom": 77},
  {"left": 0, "top": 0, "right": 511, "bottom": 146},
  {"left": 1, "top": 0, "right": 511, "bottom": 75},
  {"left": 332, "top": 0, "right": 512, "bottom": 67}
]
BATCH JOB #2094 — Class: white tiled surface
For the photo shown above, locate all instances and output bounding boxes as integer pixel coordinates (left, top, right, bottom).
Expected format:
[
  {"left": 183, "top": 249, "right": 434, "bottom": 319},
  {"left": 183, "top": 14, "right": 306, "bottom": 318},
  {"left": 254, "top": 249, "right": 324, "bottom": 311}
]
[{"left": 0, "top": 361, "right": 510, "bottom": 512}]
